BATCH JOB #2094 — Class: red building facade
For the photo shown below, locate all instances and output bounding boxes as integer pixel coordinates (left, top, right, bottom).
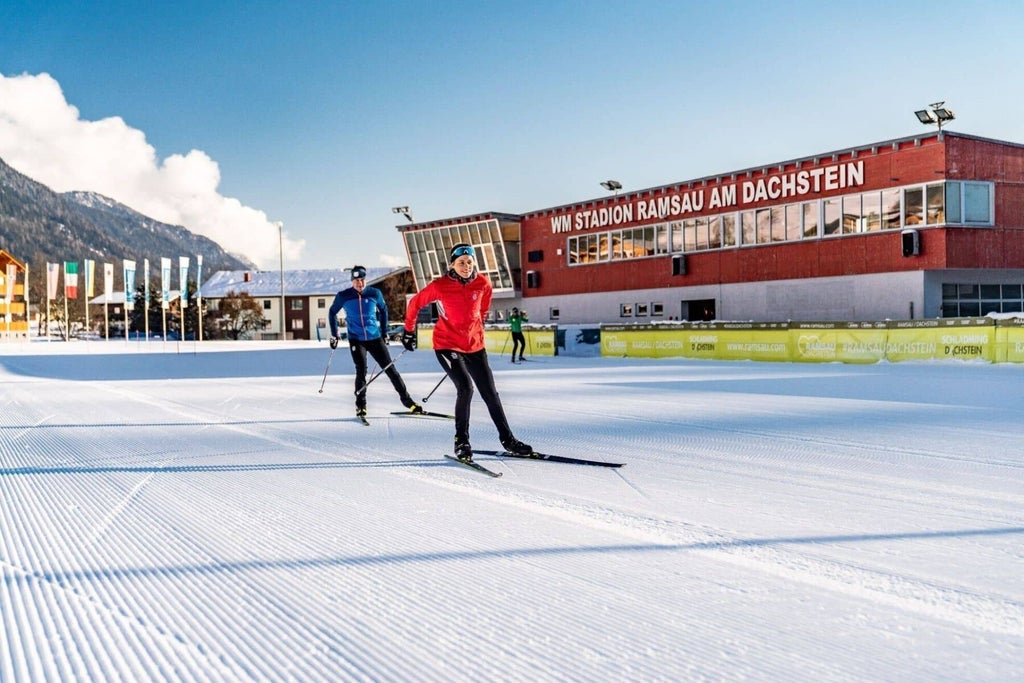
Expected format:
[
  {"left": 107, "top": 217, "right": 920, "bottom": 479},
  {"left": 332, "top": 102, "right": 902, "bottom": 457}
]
[{"left": 399, "top": 132, "right": 1024, "bottom": 324}]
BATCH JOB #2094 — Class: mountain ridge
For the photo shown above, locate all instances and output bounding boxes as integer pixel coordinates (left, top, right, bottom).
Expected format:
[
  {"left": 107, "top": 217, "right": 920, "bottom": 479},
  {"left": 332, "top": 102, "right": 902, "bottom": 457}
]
[{"left": 0, "top": 155, "right": 254, "bottom": 278}]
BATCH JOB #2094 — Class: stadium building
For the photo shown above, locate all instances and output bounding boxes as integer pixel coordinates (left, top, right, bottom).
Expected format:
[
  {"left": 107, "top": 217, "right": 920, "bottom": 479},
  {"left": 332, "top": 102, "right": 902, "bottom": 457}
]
[{"left": 397, "top": 131, "right": 1024, "bottom": 324}]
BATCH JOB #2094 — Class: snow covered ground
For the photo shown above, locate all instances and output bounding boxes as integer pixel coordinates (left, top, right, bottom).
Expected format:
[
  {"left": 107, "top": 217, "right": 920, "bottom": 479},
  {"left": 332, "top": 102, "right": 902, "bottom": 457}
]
[{"left": 1, "top": 340, "right": 1022, "bottom": 682}]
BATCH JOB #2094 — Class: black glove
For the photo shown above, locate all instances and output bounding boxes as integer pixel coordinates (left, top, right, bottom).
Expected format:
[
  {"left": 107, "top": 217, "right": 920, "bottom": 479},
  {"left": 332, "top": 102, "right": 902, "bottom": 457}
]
[
  {"left": 329, "top": 336, "right": 339, "bottom": 350},
  {"left": 401, "top": 329, "right": 417, "bottom": 352}
]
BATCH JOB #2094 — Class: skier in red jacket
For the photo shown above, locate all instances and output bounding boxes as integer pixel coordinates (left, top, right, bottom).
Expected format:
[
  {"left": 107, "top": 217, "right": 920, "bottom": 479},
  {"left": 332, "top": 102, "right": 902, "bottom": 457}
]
[{"left": 402, "top": 243, "right": 532, "bottom": 463}]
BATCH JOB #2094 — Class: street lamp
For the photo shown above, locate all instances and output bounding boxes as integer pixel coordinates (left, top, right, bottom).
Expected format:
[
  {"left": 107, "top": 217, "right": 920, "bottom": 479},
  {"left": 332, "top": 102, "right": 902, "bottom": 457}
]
[
  {"left": 600, "top": 180, "right": 623, "bottom": 195},
  {"left": 276, "top": 220, "right": 285, "bottom": 339},
  {"left": 914, "top": 101, "right": 955, "bottom": 134},
  {"left": 392, "top": 206, "right": 414, "bottom": 223}
]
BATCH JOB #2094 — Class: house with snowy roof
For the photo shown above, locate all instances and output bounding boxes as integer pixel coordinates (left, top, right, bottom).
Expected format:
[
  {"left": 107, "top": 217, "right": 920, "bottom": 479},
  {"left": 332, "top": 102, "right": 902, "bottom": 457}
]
[{"left": 199, "top": 266, "right": 413, "bottom": 340}]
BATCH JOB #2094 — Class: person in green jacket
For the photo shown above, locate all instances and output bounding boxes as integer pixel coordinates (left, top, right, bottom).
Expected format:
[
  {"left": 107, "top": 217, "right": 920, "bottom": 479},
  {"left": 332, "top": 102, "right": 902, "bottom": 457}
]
[{"left": 509, "top": 306, "right": 527, "bottom": 363}]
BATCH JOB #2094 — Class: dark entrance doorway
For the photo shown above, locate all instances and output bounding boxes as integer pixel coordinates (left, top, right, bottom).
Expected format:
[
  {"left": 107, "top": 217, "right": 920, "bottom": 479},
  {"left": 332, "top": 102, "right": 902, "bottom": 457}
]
[{"left": 682, "top": 299, "right": 716, "bottom": 321}]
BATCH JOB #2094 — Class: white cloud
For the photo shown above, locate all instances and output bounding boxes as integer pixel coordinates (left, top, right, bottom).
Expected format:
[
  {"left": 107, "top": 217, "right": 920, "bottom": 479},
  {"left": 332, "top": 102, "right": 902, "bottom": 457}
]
[{"left": 0, "top": 72, "right": 303, "bottom": 268}]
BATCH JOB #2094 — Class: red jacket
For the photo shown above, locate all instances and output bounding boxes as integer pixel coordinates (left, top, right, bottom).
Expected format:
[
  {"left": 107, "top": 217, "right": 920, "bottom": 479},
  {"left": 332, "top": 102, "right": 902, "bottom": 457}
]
[{"left": 405, "top": 271, "right": 492, "bottom": 353}]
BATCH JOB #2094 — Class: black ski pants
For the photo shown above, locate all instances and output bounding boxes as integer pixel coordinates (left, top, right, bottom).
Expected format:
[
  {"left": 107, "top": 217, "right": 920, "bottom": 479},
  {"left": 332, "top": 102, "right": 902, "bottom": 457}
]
[
  {"left": 435, "top": 348, "right": 513, "bottom": 445},
  {"left": 350, "top": 337, "right": 412, "bottom": 410}
]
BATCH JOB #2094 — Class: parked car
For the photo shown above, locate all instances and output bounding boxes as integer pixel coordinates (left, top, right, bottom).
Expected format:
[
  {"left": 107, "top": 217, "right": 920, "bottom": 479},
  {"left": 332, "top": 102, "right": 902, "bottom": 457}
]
[{"left": 387, "top": 324, "right": 405, "bottom": 341}]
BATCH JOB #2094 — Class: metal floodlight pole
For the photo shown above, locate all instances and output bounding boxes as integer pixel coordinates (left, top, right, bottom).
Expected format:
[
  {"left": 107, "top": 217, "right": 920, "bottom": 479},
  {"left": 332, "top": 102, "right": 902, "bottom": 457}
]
[
  {"left": 600, "top": 180, "right": 622, "bottom": 195},
  {"left": 914, "top": 101, "right": 954, "bottom": 135},
  {"left": 392, "top": 206, "right": 414, "bottom": 223},
  {"left": 277, "top": 221, "right": 285, "bottom": 340}
]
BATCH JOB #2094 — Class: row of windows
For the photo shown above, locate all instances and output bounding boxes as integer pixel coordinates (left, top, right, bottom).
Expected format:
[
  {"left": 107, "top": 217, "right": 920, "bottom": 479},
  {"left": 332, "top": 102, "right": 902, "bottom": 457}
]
[
  {"left": 941, "top": 283, "right": 1024, "bottom": 317},
  {"left": 402, "top": 220, "right": 516, "bottom": 292},
  {"left": 569, "top": 181, "right": 993, "bottom": 265}
]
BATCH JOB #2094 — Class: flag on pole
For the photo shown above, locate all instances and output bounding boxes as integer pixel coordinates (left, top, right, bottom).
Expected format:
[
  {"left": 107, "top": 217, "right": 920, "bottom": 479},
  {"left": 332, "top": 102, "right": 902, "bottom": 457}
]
[
  {"left": 84, "top": 259, "right": 96, "bottom": 298},
  {"left": 123, "top": 260, "right": 137, "bottom": 311},
  {"left": 144, "top": 258, "right": 150, "bottom": 305},
  {"left": 103, "top": 263, "right": 114, "bottom": 298},
  {"left": 196, "top": 255, "right": 203, "bottom": 304},
  {"left": 64, "top": 261, "right": 79, "bottom": 299},
  {"left": 179, "top": 257, "right": 190, "bottom": 308},
  {"left": 161, "top": 258, "right": 171, "bottom": 310},
  {"left": 47, "top": 263, "right": 60, "bottom": 300}
]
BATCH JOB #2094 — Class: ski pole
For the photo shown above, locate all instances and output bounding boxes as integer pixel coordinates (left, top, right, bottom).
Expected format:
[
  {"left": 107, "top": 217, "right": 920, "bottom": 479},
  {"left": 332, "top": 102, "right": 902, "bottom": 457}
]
[
  {"left": 318, "top": 347, "right": 336, "bottom": 394},
  {"left": 355, "top": 350, "right": 406, "bottom": 396},
  {"left": 421, "top": 373, "right": 448, "bottom": 403}
]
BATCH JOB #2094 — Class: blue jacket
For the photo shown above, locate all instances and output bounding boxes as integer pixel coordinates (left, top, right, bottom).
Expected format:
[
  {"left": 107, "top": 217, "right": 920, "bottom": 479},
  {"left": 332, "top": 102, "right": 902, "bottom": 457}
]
[{"left": 329, "top": 286, "right": 388, "bottom": 341}]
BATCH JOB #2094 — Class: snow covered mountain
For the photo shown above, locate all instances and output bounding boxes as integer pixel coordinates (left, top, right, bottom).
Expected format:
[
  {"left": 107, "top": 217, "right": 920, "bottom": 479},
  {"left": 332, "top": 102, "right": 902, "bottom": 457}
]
[{"left": 0, "top": 155, "right": 253, "bottom": 273}]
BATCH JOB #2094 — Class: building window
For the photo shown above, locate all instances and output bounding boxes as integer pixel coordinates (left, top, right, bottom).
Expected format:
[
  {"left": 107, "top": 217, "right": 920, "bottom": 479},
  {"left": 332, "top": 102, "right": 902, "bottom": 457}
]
[
  {"left": 636, "top": 303, "right": 649, "bottom": 317},
  {"left": 550, "top": 307, "right": 560, "bottom": 320},
  {"left": 620, "top": 303, "right": 633, "bottom": 317},
  {"left": 263, "top": 300, "right": 272, "bottom": 310},
  {"left": 290, "top": 300, "right": 303, "bottom": 311},
  {"left": 292, "top": 318, "right": 304, "bottom": 330},
  {"left": 941, "top": 281, "right": 1023, "bottom": 317},
  {"left": 318, "top": 298, "right": 326, "bottom": 309},
  {"left": 651, "top": 302, "right": 664, "bottom": 317},
  {"left": 963, "top": 182, "right": 992, "bottom": 224}
]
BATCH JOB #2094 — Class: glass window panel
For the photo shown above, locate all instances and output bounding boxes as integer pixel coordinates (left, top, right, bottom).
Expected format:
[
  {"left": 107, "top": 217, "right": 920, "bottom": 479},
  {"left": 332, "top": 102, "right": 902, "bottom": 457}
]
[
  {"left": 723, "top": 213, "right": 737, "bottom": 246},
  {"left": 1002, "top": 301, "right": 1023, "bottom": 313},
  {"left": 941, "top": 303, "right": 959, "bottom": 318},
  {"left": 941, "top": 283, "right": 958, "bottom": 298},
  {"left": 741, "top": 212, "right": 755, "bottom": 246},
  {"left": 958, "top": 284, "right": 978, "bottom": 298},
  {"left": 959, "top": 301, "right": 980, "bottom": 317},
  {"left": 926, "top": 183, "right": 945, "bottom": 224},
  {"left": 862, "top": 191, "right": 882, "bottom": 232},
  {"left": 656, "top": 226, "right": 669, "bottom": 254},
  {"left": 671, "top": 222, "right": 683, "bottom": 252},
  {"left": 842, "top": 194, "right": 862, "bottom": 234},
  {"left": 756, "top": 208, "right": 771, "bottom": 243},
  {"left": 598, "top": 234, "right": 609, "bottom": 260},
  {"left": 1002, "top": 284, "right": 1022, "bottom": 298},
  {"left": 568, "top": 237, "right": 580, "bottom": 264},
  {"left": 709, "top": 215, "right": 722, "bottom": 248},
  {"left": 770, "top": 206, "right": 785, "bottom": 241},
  {"left": 945, "top": 182, "right": 961, "bottom": 223},
  {"left": 785, "top": 204, "right": 801, "bottom": 240},
  {"left": 981, "top": 300, "right": 1001, "bottom": 315},
  {"left": 684, "top": 219, "right": 696, "bottom": 252},
  {"left": 643, "top": 226, "right": 656, "bottom": 255},
  {"left": 610, "top": 232, "right": 623, "bottom": 260},
  {"left": 823, "top": 198, "right": 841, "bottom": 236},
  {"left": 882, "top": 189, "right": 901, "bottom": 230},
  {"left": 695, "top": 218, "right": 709, "bottom": 250},
  {"left": 903, "top": 187, "right": 924, "bottom": 226},
  {"left": 964, "top": 183, "right": 991, "bottom": 223},
  {"left": 980, "top": 284, "right": 1001, "bottom": 299},
  {"left": 802, "top": 201, "right": 818, "bottom": 237}
]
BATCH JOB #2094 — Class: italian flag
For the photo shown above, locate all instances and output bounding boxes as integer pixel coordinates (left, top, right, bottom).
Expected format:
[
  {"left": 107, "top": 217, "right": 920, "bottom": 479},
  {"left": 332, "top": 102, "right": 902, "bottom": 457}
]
[{"left": 64, "top": 261, "right": 79, "bottom": 299}]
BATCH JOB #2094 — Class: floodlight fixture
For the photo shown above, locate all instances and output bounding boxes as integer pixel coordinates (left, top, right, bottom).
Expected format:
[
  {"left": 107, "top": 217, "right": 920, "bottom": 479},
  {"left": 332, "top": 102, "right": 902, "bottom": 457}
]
[
  {"left": 392, "top": 206, "right": 413, "bottom": 223},
  {"left": 600, "top": 180, "right": 623, "bottom": 194},
  {"left": 915, "top": 101, "right": 955, "bottom": 132}
]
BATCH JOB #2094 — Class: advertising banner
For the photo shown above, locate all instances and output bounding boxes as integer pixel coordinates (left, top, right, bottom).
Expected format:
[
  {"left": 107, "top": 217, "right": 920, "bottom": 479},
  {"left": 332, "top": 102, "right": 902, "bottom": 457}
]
[
  {"left": 995, "top": 318, "right": 1024, "bottom": 363},
  {"left": 179, "top": 257, "right": 190, "bottom": 308},
  {"left": 123, "top": 260, "right": 137, "bottom": 311},
  {"left": 161, "top": 258, "right": 171, "bottom": 310}
]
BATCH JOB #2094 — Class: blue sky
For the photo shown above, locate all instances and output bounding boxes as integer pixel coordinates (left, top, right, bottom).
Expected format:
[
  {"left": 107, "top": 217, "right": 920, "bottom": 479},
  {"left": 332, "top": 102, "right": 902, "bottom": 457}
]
[{"left": 2, "top": 1, "right": 1023, "bottom": 270}]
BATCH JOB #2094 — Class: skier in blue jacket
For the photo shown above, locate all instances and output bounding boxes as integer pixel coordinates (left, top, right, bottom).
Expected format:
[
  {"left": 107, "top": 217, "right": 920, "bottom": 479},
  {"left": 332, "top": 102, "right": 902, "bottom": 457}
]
[{"left": 329, "top": 265, "right": 421, "bottom": 418}]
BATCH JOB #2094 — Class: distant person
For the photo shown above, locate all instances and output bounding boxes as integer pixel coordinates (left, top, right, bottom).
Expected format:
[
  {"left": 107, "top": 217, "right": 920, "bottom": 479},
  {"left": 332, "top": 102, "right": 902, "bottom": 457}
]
[
  {"left": 329, "top": 265, "right": 422, "bottom": 419},
  {"left": 401, "top": 244, "right": 533, "bottom": 463},
  {"left": 509, "top": 306, "right": 528, "bottom": 363}
]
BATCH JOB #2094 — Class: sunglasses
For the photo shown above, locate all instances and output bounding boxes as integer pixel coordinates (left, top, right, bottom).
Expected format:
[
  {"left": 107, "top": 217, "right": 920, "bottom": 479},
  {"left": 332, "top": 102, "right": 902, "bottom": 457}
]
[{"left": 451, "top": 245, "right": 475, "bottom": 259}]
